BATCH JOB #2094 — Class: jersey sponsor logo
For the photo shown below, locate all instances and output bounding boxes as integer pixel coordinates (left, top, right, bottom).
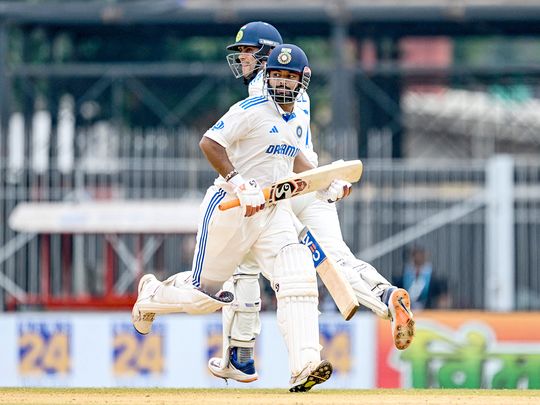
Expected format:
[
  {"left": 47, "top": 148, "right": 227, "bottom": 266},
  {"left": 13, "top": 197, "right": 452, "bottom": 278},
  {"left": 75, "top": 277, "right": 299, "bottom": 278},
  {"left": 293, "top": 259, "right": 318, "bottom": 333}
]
[
  {"left": 211, "top": 120, "right": 224, "bottom": 131},
  {"left": 268, "top": 179, "right": 307, "bottom": 203},
  {"left": 296, "top": 125, "right": 303, "bottom": 138},
  {"left": 265, "top": 143, "right": 300, "bottom": 157},
  {"left": 269, "top": 125, "right": 279, "bottom": 134}
]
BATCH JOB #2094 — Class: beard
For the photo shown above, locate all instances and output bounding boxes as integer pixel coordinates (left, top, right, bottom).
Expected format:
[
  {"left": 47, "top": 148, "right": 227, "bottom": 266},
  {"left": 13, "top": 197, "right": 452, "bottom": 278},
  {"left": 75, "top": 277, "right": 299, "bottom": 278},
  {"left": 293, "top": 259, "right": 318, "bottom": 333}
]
[{"left": 268, "top": 86, "right": 295, "bottom": 104}]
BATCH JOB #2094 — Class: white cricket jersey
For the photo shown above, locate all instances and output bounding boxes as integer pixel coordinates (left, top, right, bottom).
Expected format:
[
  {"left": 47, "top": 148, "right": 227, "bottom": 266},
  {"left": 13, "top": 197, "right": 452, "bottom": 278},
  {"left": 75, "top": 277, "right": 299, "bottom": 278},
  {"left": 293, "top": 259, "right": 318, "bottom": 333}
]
[
  {"left": 203, "top": 95, "right": 303, "bottom": 193},
  {"left": 248, "top": 70, "right": 319, "bottom": 167}
]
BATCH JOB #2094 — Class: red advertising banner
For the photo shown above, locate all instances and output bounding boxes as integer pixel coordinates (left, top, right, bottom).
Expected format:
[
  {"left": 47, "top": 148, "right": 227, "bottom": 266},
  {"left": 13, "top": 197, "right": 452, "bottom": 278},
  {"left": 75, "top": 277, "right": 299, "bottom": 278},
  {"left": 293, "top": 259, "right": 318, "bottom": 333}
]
[{"left": 377, "top": 311, "right": 540, "bottom": 389}]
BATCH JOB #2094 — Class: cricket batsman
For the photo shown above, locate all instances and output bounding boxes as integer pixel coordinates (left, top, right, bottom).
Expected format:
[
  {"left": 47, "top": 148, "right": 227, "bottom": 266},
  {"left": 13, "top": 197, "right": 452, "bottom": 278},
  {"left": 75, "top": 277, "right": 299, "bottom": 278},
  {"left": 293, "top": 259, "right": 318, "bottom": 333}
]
[
  {"left": 207, "top": 21, "right": 416, "bottom": 384},
  {"left": 132, "top": 43, "right": 352, "bottom": 391}
]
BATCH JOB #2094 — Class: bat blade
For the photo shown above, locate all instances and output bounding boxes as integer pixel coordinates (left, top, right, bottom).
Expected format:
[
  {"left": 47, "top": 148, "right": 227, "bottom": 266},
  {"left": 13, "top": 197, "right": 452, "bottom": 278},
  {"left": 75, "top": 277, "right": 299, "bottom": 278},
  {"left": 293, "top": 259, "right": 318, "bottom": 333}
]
[{"left": 298, "top": 225, "right": 359, "bottom": 321}]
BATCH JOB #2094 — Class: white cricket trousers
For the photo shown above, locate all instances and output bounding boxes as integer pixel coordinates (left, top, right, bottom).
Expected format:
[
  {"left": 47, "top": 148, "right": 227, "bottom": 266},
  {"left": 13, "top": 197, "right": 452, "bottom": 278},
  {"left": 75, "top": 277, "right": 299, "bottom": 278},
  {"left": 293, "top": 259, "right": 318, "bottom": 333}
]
[{"left": 191, "top": 186, "right": 299, "bottom": 287}]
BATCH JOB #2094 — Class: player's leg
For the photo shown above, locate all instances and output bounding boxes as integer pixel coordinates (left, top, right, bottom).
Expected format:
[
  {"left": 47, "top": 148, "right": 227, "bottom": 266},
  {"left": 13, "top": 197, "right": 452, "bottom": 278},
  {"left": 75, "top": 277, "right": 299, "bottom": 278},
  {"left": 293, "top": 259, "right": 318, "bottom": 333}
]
[
  {"left": 132, "top": 271, "right": 233, "bottom": 334},
  {"left": 208, "top": 257, "right": 262, "bottom": 382},
  {"left": 254, "top": 205, "right": 332, "bottom": 392},
  {"left": 292, "top": 193, "right": 390, "bottom": 317},
  {"left": 292, "top": 193, "right": 415, "bottom": 349},
  {"left": 132, "top": 187, "right": 249, "bottom": 334}
]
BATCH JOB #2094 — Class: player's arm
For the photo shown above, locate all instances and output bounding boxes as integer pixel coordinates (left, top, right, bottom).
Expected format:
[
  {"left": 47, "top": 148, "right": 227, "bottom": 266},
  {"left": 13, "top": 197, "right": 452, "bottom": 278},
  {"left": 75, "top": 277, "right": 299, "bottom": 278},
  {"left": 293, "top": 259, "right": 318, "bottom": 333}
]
[
  {"left": 199, "top": 136, "right": 265, "bottom": 217},
  {"left": 293, "top": 151, "right": 316, "bottom": 173},
  {"left": 199, "top": 136, "right": 234, "bottom": 178}
]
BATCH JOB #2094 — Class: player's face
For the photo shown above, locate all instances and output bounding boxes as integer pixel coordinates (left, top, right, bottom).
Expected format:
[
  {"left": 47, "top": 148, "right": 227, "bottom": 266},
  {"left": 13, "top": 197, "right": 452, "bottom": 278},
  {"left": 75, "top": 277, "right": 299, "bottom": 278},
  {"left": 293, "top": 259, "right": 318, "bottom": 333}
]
[
  {"left": 237, "top": 46, "right": 260, "bottom": 77},
  {"left": 267, "top": 69, "right": 301, "bottom": 104}
]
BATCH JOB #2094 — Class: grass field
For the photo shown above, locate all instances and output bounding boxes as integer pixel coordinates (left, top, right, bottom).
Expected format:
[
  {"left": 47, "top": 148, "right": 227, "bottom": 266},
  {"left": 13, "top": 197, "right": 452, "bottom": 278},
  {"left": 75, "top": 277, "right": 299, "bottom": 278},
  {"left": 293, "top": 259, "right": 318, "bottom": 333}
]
[{"left": 0, "top": 388, "right": 539, "bottom": 405}]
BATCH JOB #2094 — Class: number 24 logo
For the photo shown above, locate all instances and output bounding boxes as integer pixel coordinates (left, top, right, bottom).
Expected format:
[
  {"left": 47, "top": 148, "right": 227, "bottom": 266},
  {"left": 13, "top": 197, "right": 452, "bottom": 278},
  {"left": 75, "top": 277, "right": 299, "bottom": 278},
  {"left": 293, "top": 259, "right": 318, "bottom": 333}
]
[
  {"left": 113, "top": 332, "right": 164, "bottom": 376},
  {"left": 19, "top": 331, "right": 70, "bottom": 375}
]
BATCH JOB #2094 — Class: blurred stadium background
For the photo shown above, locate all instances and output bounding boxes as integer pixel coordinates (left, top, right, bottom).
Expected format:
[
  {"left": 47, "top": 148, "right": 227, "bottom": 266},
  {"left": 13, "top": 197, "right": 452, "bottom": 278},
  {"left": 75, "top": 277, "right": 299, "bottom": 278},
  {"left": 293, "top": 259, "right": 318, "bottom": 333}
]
[{"left": 1, "top": 0, "right": 540, "bottom": 390}]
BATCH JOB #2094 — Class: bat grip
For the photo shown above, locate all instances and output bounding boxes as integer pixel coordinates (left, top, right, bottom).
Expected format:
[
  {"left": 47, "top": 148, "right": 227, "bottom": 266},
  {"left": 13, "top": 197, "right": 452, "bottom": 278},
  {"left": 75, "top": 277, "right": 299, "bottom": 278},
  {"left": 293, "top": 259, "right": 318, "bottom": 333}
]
[{"left": 218, "top": 188, "right": 271, "bottom": 211}]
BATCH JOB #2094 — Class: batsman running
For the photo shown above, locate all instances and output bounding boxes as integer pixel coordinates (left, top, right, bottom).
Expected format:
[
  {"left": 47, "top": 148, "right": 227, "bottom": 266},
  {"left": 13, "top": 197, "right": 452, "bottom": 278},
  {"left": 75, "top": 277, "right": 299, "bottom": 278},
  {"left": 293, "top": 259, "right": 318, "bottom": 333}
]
[
  {"left": 132, "top": 43, "right": 351, "bottom": 391},
  {"left": 207, "top": 21, "right": 416, "bottom": 384}
]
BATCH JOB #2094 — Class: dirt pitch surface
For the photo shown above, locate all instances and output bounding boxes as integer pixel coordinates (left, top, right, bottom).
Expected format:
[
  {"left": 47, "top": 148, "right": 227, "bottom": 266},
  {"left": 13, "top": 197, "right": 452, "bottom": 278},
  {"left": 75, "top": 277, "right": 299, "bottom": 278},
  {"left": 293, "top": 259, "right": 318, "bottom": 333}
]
[{"left": 1, "top": 388, "right": 539, "bottom": 405}]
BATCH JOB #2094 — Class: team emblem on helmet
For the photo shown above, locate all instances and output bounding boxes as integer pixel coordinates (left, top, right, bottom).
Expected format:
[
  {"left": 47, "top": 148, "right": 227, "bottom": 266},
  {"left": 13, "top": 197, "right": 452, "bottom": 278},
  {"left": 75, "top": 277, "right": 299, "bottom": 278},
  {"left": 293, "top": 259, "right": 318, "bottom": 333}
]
[
  {"left": 277, "top": 48, "right": 292, "bottom": 64},
  {"left": 236, "top": 27, "right": 245, "bottom": 42}
]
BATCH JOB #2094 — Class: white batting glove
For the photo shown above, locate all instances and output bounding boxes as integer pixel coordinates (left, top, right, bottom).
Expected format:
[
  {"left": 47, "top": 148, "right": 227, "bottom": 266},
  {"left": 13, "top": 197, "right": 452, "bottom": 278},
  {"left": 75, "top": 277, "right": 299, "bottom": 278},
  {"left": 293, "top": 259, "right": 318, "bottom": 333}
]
[
  {"left": 316, "top": 179, "right": 352, "bottom": 203},
  {"left": 230, "top": 175, "right": 266, "bottom": 217}
]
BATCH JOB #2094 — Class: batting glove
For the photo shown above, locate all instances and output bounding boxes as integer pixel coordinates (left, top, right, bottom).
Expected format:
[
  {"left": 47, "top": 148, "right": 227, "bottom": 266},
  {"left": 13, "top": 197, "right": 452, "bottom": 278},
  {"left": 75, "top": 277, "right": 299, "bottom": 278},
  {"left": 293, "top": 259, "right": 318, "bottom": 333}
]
[
  {"left": 230, "top": 175, "right": 266, "bottom": 217},
  {"left": 316, "top": 179, "right": 352, "bottom": 203}
]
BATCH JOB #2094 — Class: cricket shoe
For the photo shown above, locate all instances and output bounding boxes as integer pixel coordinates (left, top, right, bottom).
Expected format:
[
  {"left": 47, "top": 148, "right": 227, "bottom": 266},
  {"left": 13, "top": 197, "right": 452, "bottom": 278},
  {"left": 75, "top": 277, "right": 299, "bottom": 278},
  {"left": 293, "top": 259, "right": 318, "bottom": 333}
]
[
  {"left": 289, "top": 360, "right": 333, "bottom": 392},
  {"left": 208, "top": 347, "right": 259, "bottom": 383},
  {"left": 389, "top": 288, "right": 415, "bottom": 350},
  {"left": 131, "top": 274, "right": 160, "bottom": 335}
]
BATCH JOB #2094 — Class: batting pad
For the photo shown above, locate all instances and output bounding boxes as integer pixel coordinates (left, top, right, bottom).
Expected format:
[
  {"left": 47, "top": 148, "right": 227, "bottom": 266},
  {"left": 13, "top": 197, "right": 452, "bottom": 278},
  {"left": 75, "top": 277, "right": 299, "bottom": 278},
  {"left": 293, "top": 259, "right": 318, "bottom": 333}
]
[
  {"left": 220, "top": 274, "right": 261, "bottom": 367},
  {"left": 274, "top": 244, "right": 321, "bottom": 376}
]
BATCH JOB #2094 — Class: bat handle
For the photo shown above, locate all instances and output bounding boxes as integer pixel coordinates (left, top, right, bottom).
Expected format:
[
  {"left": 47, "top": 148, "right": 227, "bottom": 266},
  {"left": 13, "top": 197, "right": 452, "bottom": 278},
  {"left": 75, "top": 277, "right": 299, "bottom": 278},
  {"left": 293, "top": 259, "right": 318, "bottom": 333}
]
[
  {"left": 218, "top": 199, "right": 241, "bottom": 211},
  {"left": 218, "top": 188, "right": 271, "bottom": 211}
]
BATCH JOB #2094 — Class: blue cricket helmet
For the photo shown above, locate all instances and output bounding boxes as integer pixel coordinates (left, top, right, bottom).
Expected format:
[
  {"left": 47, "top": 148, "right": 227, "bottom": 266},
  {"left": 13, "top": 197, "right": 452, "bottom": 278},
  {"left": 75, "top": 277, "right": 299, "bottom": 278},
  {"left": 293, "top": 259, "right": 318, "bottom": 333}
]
[
  {"left": 226, "top": 21, "right": 283, "bottom": 53},
  {"left": 265, "top": 44, "right": 311, "bottom": 104},
  {"left": 226, "top": 21, "right": 283, "bottom": 83},
  {"left": 266, "top": 44, "right": 311, "bottom": 89},
  {"left": 266, "top": 44, "right": 309, "bottom": 75}
]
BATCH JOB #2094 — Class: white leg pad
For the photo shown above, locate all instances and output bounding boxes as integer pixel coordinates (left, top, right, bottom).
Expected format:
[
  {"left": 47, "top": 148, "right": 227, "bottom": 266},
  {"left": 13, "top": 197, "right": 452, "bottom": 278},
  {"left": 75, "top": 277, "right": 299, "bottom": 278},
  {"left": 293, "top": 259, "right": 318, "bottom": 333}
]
[
  {"left": 342, "top": 260, "right": 392, "bottom": 319},
  {"left": 274, "top": 244, "right": 321, "bottom": 376},
  {"left": 220, "top": 273, "right": 261, "bottom": 368},
  {"left": 137, "top": 272, "right": 231, "bottom": 315}
]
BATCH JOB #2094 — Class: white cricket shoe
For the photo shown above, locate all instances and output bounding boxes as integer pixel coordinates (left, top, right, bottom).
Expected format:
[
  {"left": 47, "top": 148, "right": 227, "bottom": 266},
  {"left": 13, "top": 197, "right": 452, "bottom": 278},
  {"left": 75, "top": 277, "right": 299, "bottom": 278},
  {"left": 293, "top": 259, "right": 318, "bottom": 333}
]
[
  {"left": 131, "top": 274, "right": 159, "bottom": 335},
  {"left": 208, "top": 348, "right": 259, "bottom": 383},
  {"left": 389, "top": 288, "right": 415, "bottom": 350},
  {"left": 289, "top": 360, "right": 333, "bottom": 392}
]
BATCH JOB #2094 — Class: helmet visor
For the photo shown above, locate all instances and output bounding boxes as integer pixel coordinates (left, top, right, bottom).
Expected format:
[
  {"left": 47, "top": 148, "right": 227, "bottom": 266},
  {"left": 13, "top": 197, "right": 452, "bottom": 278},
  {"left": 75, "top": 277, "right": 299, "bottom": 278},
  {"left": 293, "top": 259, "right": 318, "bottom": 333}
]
[
  {"left": 226, "top": 52, "right": 263, "bottom": 79},
  {"left": 264, "top": 68, "right": 310, "bottom": 104},
  {"left": 264, "top": 76, "right": 304, "bottom": 105}
]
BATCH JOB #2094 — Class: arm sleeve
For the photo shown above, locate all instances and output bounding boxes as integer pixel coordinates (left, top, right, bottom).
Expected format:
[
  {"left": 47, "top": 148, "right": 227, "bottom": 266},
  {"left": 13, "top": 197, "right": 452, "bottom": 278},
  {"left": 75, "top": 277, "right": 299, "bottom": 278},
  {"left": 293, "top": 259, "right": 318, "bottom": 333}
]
[{"left": 203, "top": 105, "right": 251, "bottom": 148}]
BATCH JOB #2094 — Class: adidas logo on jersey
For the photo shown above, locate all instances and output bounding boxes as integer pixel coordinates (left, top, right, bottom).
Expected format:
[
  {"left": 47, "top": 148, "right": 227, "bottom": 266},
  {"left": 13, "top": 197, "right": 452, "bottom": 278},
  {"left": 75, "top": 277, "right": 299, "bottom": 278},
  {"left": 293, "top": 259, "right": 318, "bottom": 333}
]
[{"left": 269, "top": 126, "right": 279, "bottom": 134}]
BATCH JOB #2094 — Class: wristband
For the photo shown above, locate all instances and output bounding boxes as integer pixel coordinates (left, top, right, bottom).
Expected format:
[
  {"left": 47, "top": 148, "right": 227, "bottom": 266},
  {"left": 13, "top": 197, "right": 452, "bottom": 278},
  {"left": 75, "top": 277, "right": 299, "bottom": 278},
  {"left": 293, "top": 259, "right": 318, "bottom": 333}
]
[
  {"left": 228, "top": 173, "right": 246, "bottom": 188},
  {"left": 224, "top": 169, "right": 238, "bottom": 182}
]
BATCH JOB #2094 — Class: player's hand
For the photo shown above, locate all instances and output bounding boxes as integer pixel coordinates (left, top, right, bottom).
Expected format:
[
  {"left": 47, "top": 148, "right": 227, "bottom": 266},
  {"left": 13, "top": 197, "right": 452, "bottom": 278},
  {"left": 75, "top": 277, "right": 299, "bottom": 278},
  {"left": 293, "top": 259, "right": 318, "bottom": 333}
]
[
  {"left": 234, "top": 178, "right": 266, "bottom": 217},
  {"left": 316, "top": 179, "right": 352, "bottom": 203}
]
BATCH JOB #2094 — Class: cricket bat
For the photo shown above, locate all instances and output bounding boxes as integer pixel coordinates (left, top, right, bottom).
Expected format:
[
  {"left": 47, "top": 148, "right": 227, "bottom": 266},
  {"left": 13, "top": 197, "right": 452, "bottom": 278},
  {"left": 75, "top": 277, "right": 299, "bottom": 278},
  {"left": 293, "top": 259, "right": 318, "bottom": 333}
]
[
  {"left": 218, "top": 159, "right": 363, "bottom": 211},
  {"left": 293, "top": 216, "right": 359, "bottom": 321}
]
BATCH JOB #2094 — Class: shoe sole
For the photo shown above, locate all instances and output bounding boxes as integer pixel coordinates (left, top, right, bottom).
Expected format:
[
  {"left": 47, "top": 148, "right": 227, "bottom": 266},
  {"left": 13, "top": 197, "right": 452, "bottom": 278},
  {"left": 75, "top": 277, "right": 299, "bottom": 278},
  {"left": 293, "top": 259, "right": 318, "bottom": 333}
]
[
  {"left": 132, "top": 275, "right": 157, "bottom": 335},
  {"left": 132, "top": 311, "right": 155, "bottom": 335},
  {"left": 209, "top": 368, "right": 258, "bottom": 383},
  {"left": 208, "top": 359, "right": 258, "bottom": 383},
  {"left": 391, "top": 289, "right": 415, "bottom": 350},
  {"left": 289, "top": 360, "right": 333, "bottom": 392}
]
